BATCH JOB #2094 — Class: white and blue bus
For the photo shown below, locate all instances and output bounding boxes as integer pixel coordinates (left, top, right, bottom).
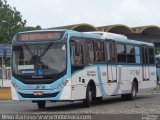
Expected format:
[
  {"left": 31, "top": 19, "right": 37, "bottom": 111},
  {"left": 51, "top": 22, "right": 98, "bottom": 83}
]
[{"left": 11, "top": 30, "right": 157, "bottom": 108}]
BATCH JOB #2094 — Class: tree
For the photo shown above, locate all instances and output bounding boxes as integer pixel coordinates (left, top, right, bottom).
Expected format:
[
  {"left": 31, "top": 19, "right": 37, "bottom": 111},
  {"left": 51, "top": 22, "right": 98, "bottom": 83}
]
[{"left": 0, "top": 0, "right": 41, "bottom": 44}]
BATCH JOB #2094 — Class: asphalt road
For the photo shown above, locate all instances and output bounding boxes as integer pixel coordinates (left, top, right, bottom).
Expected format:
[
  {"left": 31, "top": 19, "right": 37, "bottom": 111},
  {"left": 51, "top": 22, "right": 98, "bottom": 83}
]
[{"left": 0, "top": 93, "right": 160, "bottom": 120}]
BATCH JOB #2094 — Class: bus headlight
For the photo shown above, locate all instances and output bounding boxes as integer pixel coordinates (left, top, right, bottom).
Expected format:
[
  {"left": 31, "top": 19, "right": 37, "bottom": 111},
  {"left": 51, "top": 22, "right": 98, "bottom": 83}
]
[{"left": 57, "top": 80, "right": 69, "bottom": 89}]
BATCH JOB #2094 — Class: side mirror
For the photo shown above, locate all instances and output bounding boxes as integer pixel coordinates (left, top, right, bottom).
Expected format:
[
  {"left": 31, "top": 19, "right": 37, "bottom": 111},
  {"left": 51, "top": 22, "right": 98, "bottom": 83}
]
[{"left": 75, "top": 45, "right": 81, "bottom": 56}]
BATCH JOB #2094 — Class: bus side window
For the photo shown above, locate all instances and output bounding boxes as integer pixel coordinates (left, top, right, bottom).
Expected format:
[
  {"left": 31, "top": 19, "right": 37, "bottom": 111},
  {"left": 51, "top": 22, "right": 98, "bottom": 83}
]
[
  {"left": 111, "top": 43, "right": 116, "bottom": 63},
  {"left": 106, "top": 42, "right": 111, "bottom": 63},
  {"left": 126, "top": 45, "right": 135, "bottom": 64},
  {"left": 148, "top": 48, "right": 155, "bottom": 64},
  {"left": 145, "top": 48, "right": 149, "bottom": 64},
  {"left": 141, "top": 47, "right": 145, "bottom": 64},
  {"left": 141, "top": 47, "right": 149, "bottom": 64},
  {"left": 70, "top": 37, "right": 84, "bottom": 68},
  {"left": 86, "top": 40, "right": 94, "bottom": 64},
  {"left": 135, "top": 46, "right": 141, "bottom": 64},
  {"left": 117, "top": 44, "right": 126, "bottom": 63},
  {"left": 71, "top": 45, "right": 83, "bottom": 65},
  {"left": 106, "top": 42, "right": 116, "bottom": 64},
  {"left": 95, "top": 41, "right": 105, "bottom": 63}
]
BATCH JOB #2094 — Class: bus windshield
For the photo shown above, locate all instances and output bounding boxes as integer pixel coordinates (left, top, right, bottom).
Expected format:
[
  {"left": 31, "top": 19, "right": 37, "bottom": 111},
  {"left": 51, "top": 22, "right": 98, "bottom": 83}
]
[{"left": 12, "top": 43, "right": 66, "bottom": 76}]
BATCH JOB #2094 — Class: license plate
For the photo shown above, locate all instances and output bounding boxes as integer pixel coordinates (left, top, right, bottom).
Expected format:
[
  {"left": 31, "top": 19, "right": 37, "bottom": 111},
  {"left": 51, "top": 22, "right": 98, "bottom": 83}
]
[{"left": 33, "top": 91, "right": 43, "bottom": 96}]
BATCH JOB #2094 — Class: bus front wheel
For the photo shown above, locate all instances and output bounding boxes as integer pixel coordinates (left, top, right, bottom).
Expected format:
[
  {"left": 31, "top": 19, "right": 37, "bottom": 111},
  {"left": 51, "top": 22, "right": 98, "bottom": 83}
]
[
  {"left": 37, "top": 101, "right": 46, "bottom": 109},
  {"left": 83, "top": 85, "right": 93, "bottom": 108}
]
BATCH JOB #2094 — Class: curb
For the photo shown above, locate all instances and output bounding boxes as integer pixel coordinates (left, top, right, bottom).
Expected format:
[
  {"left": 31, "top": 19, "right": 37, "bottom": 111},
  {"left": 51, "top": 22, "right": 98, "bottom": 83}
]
[{"left": 0, "top": 88, "right": 11, "bottom": 100}]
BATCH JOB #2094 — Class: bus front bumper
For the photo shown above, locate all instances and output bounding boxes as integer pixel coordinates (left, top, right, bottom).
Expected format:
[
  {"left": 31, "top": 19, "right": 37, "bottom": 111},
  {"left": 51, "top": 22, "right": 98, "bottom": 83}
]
[{"left": 11, "top": 85, "right": 72, "bottom": 101}]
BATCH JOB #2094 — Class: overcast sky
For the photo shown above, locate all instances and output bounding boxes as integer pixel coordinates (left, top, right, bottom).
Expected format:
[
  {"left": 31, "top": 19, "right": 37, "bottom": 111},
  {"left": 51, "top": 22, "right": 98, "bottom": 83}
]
[{"left": 6, "top": 0, "right": 160, "bottom": 28}]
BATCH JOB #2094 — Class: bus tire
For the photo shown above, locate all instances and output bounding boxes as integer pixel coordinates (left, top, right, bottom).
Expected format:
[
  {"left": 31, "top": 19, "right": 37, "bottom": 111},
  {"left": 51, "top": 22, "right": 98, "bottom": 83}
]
[
  {"left": 83, "top": 85, "right": 92, "bottom": 108},
  {"left": 121, "top": 94, "right": 127, "bottom": 100},
  {"left": 128, "top": 81, "right": 137, "bottom": 100},
  {"left": 121, "top": 81, "right": 137, "bottom": 100},
  {"left": 37, "top": 101, "right": 46, "bottom": 109},
  {"left": 93, "top": 97, "right": 103, "bottom": 102}
]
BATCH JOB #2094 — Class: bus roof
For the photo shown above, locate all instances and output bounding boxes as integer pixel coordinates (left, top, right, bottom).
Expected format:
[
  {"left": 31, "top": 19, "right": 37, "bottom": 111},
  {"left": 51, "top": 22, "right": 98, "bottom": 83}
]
[
  {"left": 84, "top": 31, "right": 154, "bottom": 47},
  {"left": 113, "top": 37, "right": 154, "bottom": 47},
  {"left": 85, "top": 32, "right": 128, "bottom": 39},
  {"left": 16, "top": 29, "right": 154, "bottom": 47}
]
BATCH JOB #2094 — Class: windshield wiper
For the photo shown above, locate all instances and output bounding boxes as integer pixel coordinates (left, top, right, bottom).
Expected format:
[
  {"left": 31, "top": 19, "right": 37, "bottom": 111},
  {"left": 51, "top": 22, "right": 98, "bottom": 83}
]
[
  {"left": 24, "top": 44, "right": 34, "bottom": 56},
  {"left": 40, "top": 43, "right": 53, "bottom": 57}
]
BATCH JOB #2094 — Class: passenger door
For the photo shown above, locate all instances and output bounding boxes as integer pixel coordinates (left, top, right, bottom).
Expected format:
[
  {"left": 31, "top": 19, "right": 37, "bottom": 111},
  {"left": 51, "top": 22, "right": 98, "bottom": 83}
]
[
  {"left": 106, "top": 42, "right": 117, "bottom": 82},
  {"left": 70, "top": 37, "right": 86, "bottom": 100}
]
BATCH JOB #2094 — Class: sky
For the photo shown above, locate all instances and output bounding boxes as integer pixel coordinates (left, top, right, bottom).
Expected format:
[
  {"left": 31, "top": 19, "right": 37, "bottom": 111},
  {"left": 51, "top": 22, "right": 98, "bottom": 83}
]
[{"left": 6, "top": 0, "right": 160, "bottom": 28}]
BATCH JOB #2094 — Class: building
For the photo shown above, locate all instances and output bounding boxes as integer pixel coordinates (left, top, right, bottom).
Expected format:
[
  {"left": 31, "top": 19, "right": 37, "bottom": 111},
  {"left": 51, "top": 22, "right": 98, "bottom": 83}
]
[{"left": 52, "top": 23, "right": 160, "bottom": 54}]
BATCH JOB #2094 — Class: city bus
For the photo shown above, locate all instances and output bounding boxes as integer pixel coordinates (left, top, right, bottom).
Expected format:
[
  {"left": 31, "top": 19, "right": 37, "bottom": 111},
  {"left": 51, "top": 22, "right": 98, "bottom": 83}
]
[{"left": 11, "top": 29, "right": 157, "bottom": 109}]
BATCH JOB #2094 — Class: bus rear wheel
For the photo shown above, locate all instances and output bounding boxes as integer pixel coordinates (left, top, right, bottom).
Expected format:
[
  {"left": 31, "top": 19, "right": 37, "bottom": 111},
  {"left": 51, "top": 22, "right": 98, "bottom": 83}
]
[
  {"left": 37, "top": 101, "right": 46, "bottom": 109},
  {"left": 83, "top": 85, "right": 93, "bottom": 108},
  {"left": 93, "top": 97, "right": 103, "bottom": 102},
  {"left": 129, "top": 81, "right": 137, "bottom": 100},
  {"left": 121, "top": 81, "right": 137, "bottom": 100}
]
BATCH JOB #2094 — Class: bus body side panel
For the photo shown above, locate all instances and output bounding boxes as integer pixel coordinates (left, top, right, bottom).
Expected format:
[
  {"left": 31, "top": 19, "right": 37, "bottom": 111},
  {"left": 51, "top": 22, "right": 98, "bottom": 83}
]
[
  {"left": 59, "top": 78, "right": 72, "bottom": 100},
  {"left": 104, "top": 65, "right": 119, "bottom": 95},
  {"left": 99, "top": 66, "right": 108, "bottom": 96},
  {"left": 120, "top": 66, "right": 142, "bottom": 94},
  {"left": 105, "top": 65, "right": 142, "bottom": 95},
  {"left": 11, "top": 84, "right": 19, "bottom": 100},
  {"left": 139, "top": 66, "right": 157, "bottom": 92},
  {"left": 71, "top": 65, "right": 104, "bottom": 100}
]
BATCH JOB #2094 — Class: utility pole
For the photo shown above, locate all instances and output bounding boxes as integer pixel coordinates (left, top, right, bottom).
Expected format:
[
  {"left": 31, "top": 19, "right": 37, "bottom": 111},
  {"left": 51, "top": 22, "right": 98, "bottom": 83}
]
[{"left": 1, "top": 56, "right": 4, "bottom": 89}]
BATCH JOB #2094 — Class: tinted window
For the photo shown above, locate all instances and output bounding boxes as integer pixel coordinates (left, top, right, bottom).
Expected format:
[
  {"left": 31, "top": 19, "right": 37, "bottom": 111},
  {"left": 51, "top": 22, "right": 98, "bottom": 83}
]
[
  {"left": 148, "top": 48, "right": 155, "bottom": 64},
  {"left": 95, "top": 41, "right": 105, "bottom": 62},
  {"left": 106, "top": 43, "right": 111, "bottom": 63},
  {"left": 126, "top": 45, "right": 135, "bottom": 63},
  {"left": 71, "top": 45, "right": 83, "bottom": 65},
  {"left": 141, "top": 47, "right": 149, "bottom": 64},
  {"left": 106, "top": 42, "right": 116, "bottom": 64},
  {"left": 145, "top": 48, "right": 149, "bottom": 64},
  {"left": 126, "top": 45, "right": 135, "bottom": 54},
  {"left": 117, "top": 44, "right": 126, "bottom": 63},
  {"left": 86, "top": 41, "right": 94, "bottom": 64}
]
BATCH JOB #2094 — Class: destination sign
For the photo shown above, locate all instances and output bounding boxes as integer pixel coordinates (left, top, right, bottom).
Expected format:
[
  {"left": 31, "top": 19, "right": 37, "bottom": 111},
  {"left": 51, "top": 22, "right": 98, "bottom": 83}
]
[{"left": 18, "top": 32, "right": 63, "bottom": 42}]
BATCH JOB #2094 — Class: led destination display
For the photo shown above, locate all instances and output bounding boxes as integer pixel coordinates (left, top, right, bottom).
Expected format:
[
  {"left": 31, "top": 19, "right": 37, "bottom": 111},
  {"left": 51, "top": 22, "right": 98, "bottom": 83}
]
[{"left": 18, "top": 32, "right": 63, "bottom": 42}]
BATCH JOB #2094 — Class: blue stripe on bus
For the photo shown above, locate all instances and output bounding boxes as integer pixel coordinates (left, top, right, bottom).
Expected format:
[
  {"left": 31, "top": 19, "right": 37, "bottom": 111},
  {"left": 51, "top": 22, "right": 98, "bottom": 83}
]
[{"left": 97, "top": 65, "right": 106, "bottom": 96}]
